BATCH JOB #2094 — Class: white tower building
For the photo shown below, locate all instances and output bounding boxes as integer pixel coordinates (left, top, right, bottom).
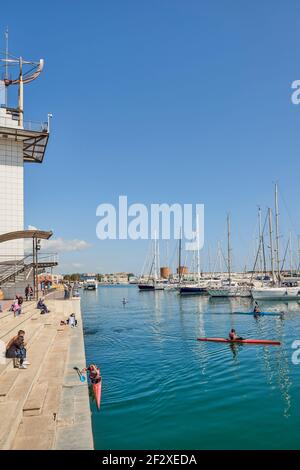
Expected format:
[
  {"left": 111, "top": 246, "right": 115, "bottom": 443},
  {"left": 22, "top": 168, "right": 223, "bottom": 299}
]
[{"left": 0, "top": 50, "right": 49, "bottom": 263}]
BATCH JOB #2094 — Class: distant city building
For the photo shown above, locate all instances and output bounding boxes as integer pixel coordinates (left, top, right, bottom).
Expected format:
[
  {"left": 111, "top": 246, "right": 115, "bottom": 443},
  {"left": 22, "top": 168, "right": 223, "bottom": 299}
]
[
  {"left": 101, "top": 272, "right": 132, "bottom": 284},
  {"left": 38, "top": 272, "right": 63, "bottom": 285},
  {"left": 80, "top": 273, "right": 97, "bottom": 281}
]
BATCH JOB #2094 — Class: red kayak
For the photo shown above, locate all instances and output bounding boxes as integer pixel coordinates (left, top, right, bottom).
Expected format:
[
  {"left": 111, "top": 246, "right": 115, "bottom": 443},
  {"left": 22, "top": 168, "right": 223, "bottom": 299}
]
[
  {"left": 92, "top": 376, "right": 102, "bottom": 411},
  {"left": 197, "top": 337, "right": 281, "bottom": 345}
]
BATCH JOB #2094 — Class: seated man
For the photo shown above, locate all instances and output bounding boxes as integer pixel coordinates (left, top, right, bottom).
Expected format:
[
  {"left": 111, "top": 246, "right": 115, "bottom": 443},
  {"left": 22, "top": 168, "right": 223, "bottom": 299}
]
[
  {"left": 37, "top": 298, "right": 50, "bottom": 313},
  {"left": 6, "top": 330, "right": 30, "bottom": 369},
  {"left": 68, "top": 313, "right": 78, "bottom": 327}
]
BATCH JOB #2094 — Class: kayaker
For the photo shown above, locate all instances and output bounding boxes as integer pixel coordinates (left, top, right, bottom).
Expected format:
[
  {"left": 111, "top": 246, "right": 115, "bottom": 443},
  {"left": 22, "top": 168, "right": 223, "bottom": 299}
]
[
  {"left": 253, "top": 302, "right": 261, "bottom": 314},
  {"left": 228, "top": 329, "right": 243, "bottom": 341},
  {"left": 82, "top": 364, "right": 101, "bottom": 384}
]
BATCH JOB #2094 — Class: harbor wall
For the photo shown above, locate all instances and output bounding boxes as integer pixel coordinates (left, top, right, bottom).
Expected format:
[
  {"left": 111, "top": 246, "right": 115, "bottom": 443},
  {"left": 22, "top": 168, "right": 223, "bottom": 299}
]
[{"left": 0, "top": 292, "right": 94, "bottom": 450}]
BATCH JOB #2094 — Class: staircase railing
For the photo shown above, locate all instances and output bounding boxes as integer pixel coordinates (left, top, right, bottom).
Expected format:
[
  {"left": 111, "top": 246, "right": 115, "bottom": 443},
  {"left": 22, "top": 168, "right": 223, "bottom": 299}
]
[{"left": 0, "top": 253, "right": 58, "bottom": 286}]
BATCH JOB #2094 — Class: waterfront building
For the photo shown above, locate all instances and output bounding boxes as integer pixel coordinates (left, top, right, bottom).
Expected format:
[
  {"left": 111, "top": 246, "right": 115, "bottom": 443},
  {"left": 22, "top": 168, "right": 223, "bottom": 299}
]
[{"left": 0, "top": 44, "right": 56, "bottom": 298}]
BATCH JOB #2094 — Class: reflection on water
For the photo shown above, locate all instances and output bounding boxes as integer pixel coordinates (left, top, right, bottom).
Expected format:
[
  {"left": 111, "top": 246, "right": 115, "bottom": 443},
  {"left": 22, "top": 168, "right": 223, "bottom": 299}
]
[{"left": 82, "top": 286, "right": 300, "bottom": 450}]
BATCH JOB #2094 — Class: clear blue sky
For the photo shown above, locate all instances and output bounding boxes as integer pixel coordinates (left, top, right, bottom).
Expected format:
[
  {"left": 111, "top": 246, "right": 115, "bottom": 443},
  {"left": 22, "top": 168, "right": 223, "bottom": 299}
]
[{"left": 2, "top": 1, "right": 300, "bottom": 274}]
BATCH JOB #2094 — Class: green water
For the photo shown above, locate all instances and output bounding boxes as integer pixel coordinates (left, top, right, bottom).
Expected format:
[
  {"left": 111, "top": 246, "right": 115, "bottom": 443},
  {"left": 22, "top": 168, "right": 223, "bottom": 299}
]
[{"left": 81, "top": 286, "right": 300, "bottom": 450}]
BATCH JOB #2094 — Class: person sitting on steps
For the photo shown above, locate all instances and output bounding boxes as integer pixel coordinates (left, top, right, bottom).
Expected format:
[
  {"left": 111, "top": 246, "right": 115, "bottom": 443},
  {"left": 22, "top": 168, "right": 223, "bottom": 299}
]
[
  {"left": 37, "top": 298, "right": 50, "bottom": 314},
  {"left": 10, "top": 295, "right": 23, "bottom": 317},
  {"left": 6, "top": 330, "right": 31, "bottom": 369},
  {"left": 68, "top": 313, "right": 78, "bottom": 327}
]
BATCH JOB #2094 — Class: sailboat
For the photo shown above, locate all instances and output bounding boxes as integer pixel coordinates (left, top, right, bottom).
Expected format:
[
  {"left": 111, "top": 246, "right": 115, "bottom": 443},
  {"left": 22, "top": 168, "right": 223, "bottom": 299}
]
[
  {"left": 207, "top": 214, "right": 251, "bottom": 297},
  {"left": 179, "top": 216, "right": 208, "bottom": 295},
  {"left": 252, "top": 184, "right": 300, "bottom": 301},
  {"left": 138, "top": 235, "right": 164, "bottom": 291}
]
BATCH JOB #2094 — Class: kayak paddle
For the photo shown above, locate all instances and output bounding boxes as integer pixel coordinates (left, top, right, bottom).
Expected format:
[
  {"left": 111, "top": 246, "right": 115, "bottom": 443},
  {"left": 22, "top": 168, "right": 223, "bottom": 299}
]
[{"left": 73, "top": 366, "right": 86, "bottom": 382}]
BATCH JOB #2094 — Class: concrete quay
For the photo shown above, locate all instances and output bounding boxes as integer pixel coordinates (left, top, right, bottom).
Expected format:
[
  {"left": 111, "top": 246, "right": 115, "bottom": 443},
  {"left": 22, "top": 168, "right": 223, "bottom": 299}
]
[{"left": 0, "top": 292, "right": 93, "bottom": 450}]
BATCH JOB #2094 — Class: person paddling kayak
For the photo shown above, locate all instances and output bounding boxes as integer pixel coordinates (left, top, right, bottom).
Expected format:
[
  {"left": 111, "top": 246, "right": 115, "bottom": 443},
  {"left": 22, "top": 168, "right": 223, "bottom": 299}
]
[
  {"left": 82, "top": 364, "right": 102, "bottom": 411},
  {"left": 253, "top": 302, "right": 261, "bottom": 314},
  {"left": 228, "top": 328, "right": 243, "bottom": 341},
  {"left": 82, "top": 364, "right": 101, "bottom": 384}
]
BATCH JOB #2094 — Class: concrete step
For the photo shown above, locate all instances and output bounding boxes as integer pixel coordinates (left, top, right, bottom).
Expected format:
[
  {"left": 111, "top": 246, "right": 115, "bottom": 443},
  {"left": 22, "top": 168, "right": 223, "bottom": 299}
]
[
  {"left": 0, "top": 327, "right": 58, "bottom": 449},
  {"left": 11, "top": 415, "right": 56, "bottom": 450},
  {"left": 13, "top": 329, "right": 71, "bottom": 448},
  {"left": 0, "top": 323, "right": 44, "bottom": 378},
  {"left": 0, "top": 306, "right": 40, "bottom": 340},
  {"left": 0, "top": 297, "right": 93, "bottom": 450},
  {"left": 0, "top": 370, "right": 19, "bottom": 398},
  {"left": 0, "top": 401, "right": 18, "bottom": 445},
  {"left": 23, "top": 382, "right": 48, "bottom": 416},
  {"left": 0, "top": 303, "right": 35, "bottom": 326}
]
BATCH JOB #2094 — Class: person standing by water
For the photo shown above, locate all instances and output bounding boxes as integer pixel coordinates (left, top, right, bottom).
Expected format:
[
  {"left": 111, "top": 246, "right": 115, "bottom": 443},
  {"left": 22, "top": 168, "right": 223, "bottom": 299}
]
[
  {"left": 41, "top": 281, "right": 46, "bottom": 296},
  {"left": 64, "top": 283, "right": 69, "bottom": 299},
  {"left": 25, "top": 285, "right": 33, "bottom": 301},
  {"left": 25, "top": 285, "right": 29, "bottom": 301}
]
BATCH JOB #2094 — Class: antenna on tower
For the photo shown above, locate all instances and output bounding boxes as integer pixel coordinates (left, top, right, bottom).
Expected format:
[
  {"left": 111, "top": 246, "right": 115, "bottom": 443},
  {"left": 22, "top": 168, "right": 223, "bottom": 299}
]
[
  {"left": 0, "top": 37, "right": 44, "bottom": 126},
  {"left": 5, "top": 27, "right": 8, "bottom": 106}
]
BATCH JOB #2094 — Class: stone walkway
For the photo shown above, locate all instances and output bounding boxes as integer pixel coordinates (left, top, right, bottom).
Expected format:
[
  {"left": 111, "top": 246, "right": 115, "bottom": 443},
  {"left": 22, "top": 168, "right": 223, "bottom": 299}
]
[{"left": 0, "top": 292, "right": 93, "bottom": 450}]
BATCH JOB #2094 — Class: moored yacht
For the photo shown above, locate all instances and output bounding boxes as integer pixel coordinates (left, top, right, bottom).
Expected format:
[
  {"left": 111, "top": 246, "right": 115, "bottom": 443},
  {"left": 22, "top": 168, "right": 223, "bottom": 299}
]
[
  {"left": 138, "top": 235, "right": 165, "bottom": 291},
  {"left": 251, "top": 183, "right": 300, "bottom": 301},
  {"left": 179, "top": 282, "right": 208, "bottom": 295},
  {"left": 207, "top": 280, "right": 239, "bottom": 297},
  {"left": 252, "top": 285, "right": 300, "bottom": 300},
  {"left": 84, "top": 278, "right": 98, "bottom": 290}
]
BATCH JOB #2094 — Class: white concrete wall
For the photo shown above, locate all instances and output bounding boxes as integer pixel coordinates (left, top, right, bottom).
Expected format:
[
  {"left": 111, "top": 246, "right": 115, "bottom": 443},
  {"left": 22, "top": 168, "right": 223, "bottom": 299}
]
[
  {"left": 1, "top": 270, "right": 34, "bottom": 300},
  {"left": 0, "top": 109, "right": 24, "bottom": 262}
]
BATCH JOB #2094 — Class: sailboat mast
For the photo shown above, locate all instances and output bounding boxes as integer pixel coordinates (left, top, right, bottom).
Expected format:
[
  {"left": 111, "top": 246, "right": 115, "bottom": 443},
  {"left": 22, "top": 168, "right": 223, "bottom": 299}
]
[
  {"left": 298, "top": 235, "right": 300, "bottom": 277},
  {"left": 258, "top": 207, "right": 263, "bottom": 274},
  {"left": 217, "top": 241, "right": 222, "bottom": 274},
  {"left": 268, "top": 208, "right": 275, "bottom": 284},
  {"left": 227, "top": 214, "right": 232, "bottom": 285},
  {"left": 196, "top": 214, "right": 200, "bottom": 285},
  {"left": 289, "top": 231, "right": 293, "bottom": 275},
  {"left": 275, "top": 183, "right": 280, "bottom": 283},
  {"left": 152, "top": 232, "right": 157, "bottom": 281},
  {"left": 178, "top": 227, "right": 182, "bottom": 284},
  {"left": 157, "top": 237, "right": 160, "bottom": 280},
  {"left": 208, "top": 243, "right": 211, "bottom": 277}
]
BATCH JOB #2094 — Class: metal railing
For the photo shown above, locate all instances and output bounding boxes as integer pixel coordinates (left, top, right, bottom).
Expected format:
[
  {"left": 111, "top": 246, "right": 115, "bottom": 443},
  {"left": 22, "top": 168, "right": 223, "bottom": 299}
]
[
  {"left": 0, "top": 252, "right": 58, "bottom": 286},
  {"left": 0, "top": 115, "right": 48, "bottom": 133}
]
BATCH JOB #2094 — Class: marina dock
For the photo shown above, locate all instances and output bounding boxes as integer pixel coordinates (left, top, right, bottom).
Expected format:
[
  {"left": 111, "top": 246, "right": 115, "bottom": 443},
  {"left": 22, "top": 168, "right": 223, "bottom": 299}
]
[{"left": 0, "top": 293, "right": 93, "bottom": 450}]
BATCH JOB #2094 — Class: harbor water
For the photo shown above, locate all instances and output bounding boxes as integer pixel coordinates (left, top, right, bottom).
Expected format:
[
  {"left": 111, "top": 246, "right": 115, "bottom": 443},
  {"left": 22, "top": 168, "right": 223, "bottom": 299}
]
[{"left": 82, "top": 286, "right": 300, "bottom": 450}]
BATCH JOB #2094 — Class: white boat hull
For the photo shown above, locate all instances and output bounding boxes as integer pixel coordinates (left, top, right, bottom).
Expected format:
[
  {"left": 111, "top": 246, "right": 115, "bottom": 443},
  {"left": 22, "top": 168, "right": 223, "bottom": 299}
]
[
  {"left": 252, "top": 287, "right": 300, "bottom": 300},
  {"left": 208, "top": 286, "right": 251, "bottom": 298},
  {"left": 208, "top": 287, "right": 239, "bottom": 297}
]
